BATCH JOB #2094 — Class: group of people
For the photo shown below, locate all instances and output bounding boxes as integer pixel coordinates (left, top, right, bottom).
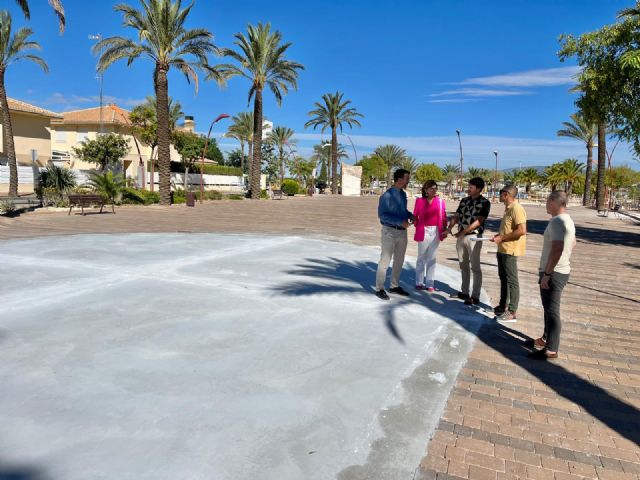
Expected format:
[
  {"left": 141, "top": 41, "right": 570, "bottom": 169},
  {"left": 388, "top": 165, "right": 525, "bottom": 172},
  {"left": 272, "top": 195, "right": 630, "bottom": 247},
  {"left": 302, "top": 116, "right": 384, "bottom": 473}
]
[{"left": 375, "top": 168, "right": 576, "bottom": 360}]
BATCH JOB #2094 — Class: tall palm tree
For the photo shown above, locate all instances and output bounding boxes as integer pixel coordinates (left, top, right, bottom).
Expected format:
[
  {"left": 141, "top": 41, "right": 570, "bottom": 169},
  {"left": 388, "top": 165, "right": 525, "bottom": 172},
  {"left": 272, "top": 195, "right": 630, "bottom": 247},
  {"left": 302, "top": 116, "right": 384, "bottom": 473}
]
[
  {"left": 466, "top": 166, "right": 484, "bottom": 180},
  {"left": 557, "top": 112, "right": 596, "bottom": 206},
  {"left": 542, "top": 164, "right": 564, "bottom": 192},
  {"left": 442, "top": 163, "right": 459, "bottom": 195},
  {"left": 217, "top": 23, "right": 304, "bottom": 199},
  {"left": 94, "top": 0, "right": 219, "bottom": 205},
  {"left": 374, "top": 144, "right": 406, "bottom": 187},
  {"left": 558, "top": 158, "right": 585, "bottom": 196},
  {"left": 266, "top": 126, "right": 295, "bottom": 187},
  {"left": 225, "top": 111, "right": 253, "bottom": 173},
  {"left": 305, "top": 91, "right": 362, "bottom": 194},
  {"left": 15, "top": 0, "right": 65, "bottom": 33},
  {"left": 0, "top": 10, "right": 47, "bottom": 196}
]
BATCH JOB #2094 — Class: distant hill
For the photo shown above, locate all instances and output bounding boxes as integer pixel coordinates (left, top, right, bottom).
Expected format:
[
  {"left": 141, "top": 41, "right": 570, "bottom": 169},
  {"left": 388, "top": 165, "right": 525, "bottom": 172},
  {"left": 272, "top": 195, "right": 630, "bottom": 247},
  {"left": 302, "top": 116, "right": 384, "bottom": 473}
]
[{"left": 500, "top": 166, "right": 547, "bottom": 174}]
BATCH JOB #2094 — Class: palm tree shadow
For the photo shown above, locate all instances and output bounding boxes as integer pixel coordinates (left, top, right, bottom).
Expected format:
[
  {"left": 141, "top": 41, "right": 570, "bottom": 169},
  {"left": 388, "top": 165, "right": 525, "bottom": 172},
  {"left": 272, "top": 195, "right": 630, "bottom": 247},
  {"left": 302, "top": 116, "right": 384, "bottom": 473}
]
[{"left": 273, "top": 256, "right": 640, "bottom": 446}]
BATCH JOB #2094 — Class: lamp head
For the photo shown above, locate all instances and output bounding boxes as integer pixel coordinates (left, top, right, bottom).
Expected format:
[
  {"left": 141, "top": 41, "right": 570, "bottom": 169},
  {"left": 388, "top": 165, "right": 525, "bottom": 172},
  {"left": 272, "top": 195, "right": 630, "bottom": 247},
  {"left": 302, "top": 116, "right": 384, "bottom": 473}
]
[
  {"left": 456, "top": 129, "right": 460, "bottom": 136},
  {"left": 493, "top": 150, "right": 498, "bottom": 156}
]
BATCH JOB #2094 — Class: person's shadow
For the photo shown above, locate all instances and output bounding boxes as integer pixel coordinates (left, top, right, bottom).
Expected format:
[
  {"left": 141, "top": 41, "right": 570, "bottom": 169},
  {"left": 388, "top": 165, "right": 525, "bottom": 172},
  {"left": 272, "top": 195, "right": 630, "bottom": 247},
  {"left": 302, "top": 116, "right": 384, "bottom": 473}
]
[{"left": 273, "top": 256, "right": 640, "bottom": 449}]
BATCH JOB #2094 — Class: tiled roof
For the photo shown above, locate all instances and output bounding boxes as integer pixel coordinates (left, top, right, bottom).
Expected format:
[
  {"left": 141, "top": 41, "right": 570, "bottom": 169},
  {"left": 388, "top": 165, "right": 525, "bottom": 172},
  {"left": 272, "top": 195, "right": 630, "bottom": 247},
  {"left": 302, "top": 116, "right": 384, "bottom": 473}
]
[
  {"left": 4, "top": 98, "right": 62, "bottom": 118},
  {"left": 53, "top": 105, "right": 131, "bottom": 125}
]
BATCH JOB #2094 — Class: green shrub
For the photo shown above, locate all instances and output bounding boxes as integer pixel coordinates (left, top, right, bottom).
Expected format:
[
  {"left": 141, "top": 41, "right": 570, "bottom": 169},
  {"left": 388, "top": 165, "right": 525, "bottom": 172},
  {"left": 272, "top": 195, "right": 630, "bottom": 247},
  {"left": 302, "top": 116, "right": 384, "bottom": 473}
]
[
  {"left": 160, "top": 162, "right": 243, "bottom": 176},
  {"left": 260, "top": 189, "right": 268, "bottom": 199},
  {"left": 0, "top": 200, "right": 16, "bottom": 215},
  {"left": 281, "top": 179, "right": 299, "bottom": 195},
  {"left": 121, "top": 187, "right": 160, "bottom": 205},
  {"left": 172, "top": 188, "right": 187, "bottom": 204},
  {"left": 205, "top": 190, "right": 223, "bottom": 200},
  {"left": 226, "top": 194, "right": 244, "bottom": 200}
]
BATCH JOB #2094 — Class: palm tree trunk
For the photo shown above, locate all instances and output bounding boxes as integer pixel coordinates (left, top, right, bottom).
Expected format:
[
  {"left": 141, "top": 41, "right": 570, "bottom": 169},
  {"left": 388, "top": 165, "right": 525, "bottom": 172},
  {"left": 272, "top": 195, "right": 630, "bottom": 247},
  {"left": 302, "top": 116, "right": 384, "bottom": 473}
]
[
  {"left": 583, "top": 141, "right": 593, "bottom": 206},
  {"left": 155, "top": 66, "right": 172, "bottom": 205},
  {"left": 279, "top": 147, "right": 285, "bottom": 187},
  {"left": 595, "top": 123, "right": 606, "bottom": 210},
  {"left": 251, "top": 89, "right": 263, "bottom": 199},
  {"left": 0, "top": 70, "right": 19, "bottom": 197},
  {"left": 331, "top": 127, "right": 338, "bottom": 194},
  {"left": 240, "top": 140, "right": 245, "bottom": 172}
]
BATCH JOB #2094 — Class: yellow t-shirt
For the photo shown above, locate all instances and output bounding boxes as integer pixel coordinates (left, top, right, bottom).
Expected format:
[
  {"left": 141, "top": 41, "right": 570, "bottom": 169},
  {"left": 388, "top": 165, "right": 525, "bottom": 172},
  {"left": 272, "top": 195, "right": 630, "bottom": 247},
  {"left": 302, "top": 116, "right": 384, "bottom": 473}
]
[{"left": 498, "top": 202, "right": 527, "bottom": 256}]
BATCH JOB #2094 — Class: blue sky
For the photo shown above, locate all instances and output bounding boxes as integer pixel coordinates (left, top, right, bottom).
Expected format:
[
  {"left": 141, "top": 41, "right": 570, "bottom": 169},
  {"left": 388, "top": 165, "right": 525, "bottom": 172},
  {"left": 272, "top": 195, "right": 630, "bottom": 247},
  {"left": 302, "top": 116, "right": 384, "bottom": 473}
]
[{"left": 6, "top": 0, "right": 638, "bottom": 169}]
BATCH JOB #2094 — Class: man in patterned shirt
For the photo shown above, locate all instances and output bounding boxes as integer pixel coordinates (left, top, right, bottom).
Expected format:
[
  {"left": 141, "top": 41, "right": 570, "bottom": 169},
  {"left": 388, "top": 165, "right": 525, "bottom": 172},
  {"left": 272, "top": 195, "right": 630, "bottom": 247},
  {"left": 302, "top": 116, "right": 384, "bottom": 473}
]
[{"left": 446, "top": 177, "right": 491, "bottom": 305}]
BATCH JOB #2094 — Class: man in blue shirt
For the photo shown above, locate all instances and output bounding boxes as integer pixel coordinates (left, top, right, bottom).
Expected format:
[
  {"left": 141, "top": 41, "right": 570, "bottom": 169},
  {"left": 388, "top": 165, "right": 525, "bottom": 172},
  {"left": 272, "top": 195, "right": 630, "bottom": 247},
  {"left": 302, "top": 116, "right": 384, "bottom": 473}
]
[{"left": 375, "top": 168, "right": 415, "bottom": 300}]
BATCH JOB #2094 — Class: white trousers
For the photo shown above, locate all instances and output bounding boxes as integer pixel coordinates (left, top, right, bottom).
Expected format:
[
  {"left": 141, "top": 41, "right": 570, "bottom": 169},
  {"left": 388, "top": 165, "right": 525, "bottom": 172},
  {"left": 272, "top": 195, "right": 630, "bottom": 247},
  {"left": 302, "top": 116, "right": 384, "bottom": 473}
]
[
  {"left": 415, "top": 226, "right": 440, "bottom": 287},
  {"left": 376, "top": 226, "right": 408, "bottom": 291}
]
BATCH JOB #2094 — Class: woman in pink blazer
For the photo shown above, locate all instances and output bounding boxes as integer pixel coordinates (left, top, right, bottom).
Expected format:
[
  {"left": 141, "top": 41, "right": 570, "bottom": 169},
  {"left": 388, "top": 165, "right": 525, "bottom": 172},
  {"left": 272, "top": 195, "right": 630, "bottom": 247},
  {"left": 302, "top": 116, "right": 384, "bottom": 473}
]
[{"left": 413, "top": 180, "right": 448, "bottom": 291}]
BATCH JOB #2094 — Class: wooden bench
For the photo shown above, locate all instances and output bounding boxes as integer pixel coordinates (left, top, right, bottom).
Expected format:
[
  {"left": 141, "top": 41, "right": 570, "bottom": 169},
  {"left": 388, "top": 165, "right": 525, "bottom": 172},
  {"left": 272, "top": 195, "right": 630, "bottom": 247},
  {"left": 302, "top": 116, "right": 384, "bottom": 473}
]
[
  {"left": 68, "top": 194, "right": 113, "bottom": 216},
  {"left": 272, "top": 189, "right": 284, "bottom": 200}
]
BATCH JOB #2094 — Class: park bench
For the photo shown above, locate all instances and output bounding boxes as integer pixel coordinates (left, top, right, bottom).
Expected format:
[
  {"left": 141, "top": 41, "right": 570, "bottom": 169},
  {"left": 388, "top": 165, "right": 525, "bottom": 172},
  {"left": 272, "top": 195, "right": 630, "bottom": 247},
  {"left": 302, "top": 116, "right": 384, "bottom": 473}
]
[
  {"left": 272, "top": 189, "right": 284, "bottom": 200},
  {"left": 68, "top": 194, "right": 113, "bottom": 216}
]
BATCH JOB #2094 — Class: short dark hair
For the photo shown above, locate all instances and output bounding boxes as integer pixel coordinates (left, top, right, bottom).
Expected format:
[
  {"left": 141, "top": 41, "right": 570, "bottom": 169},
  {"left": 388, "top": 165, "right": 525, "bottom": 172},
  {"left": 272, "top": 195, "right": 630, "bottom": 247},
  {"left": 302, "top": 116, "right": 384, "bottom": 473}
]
[
  {"left": 548, "top": 190, "right": 568, "bottom": 207},
  {"left": 394, "top": 168, "right": 410, "bottom": 182},
  {"left": 469, "top": 177, "right": 485, "bottom": 191},
  {"left": 501, "top": 185, "right": 518, "bottom": 197},
  {"left": 421, "top": 180, "right": 437, "bottom": 197}
]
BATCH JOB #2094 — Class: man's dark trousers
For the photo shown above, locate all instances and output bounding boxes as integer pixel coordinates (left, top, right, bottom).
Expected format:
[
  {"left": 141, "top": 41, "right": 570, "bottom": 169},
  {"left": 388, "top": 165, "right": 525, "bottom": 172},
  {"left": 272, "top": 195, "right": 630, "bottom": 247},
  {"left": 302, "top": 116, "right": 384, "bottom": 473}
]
[
  {"left": 539, "top": 272, "right": 570, "bottom": 352},
  {"left": 497, "top": 252, "right": 519, "bottom": 312}
]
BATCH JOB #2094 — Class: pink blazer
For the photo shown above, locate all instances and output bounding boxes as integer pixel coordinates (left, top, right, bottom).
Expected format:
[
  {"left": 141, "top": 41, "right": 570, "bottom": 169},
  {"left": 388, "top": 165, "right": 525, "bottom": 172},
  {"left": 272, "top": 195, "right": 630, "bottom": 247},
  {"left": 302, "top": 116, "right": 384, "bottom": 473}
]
[{"left": 413, "top": 196, "right": 447, "bottom": 242}]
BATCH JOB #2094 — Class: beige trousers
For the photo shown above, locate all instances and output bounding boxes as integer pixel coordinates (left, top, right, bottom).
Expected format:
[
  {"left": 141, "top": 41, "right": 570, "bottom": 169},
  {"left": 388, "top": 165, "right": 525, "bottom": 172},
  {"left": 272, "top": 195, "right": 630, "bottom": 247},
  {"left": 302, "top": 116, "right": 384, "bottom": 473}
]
[
  {"left": 375, "top": 225, "right": 408, "bottom": 291},
  {"left": 456, "top": 234, "right": 483, "bottom": 299}
]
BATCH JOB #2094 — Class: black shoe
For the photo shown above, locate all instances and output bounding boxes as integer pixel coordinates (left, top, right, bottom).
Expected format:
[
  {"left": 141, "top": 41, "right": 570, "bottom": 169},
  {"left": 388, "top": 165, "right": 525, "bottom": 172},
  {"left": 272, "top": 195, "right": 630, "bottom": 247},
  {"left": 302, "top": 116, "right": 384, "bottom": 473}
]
[
  {"left": 494, "top": 304, "right": 506, "bottom": 315},
  {"left": 528, "top": 349, "right": 558, "bottom": 360},
  {"left": 389, "top": 286, "right": 410, "bottom": 297},
  {"left": 451, "top": 292, "right": 470, "bottom": 300},
  {"left": 464, "top": 297, "right": 480, "bottom": 305},
  {"left": 375, "top": 290, "right": 390, "bottom": 301}
]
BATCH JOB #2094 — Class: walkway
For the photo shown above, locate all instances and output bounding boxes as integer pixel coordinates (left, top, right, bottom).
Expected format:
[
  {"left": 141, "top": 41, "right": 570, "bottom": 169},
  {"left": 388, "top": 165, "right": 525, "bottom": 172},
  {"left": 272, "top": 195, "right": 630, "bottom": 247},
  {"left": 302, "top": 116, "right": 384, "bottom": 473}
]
[{"left": 1, "top": 195, "right": 639, "bottom": 480}]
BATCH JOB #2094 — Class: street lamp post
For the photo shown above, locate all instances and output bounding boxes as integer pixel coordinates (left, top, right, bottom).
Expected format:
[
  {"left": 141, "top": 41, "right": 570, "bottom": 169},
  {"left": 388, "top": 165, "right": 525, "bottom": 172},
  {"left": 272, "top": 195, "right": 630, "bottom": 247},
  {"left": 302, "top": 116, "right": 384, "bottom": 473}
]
[
  {"left": 456, "top": 129, "right": 464, "bottom": 195},
  {"left": 200, "top": 113, "right": 230, "bottom": 203},
  {"left": 493, "top": 150, "right": 498, "bottom": 202},
  {"left": 88, "top": 34, "right": 104, "bottom": 134}
]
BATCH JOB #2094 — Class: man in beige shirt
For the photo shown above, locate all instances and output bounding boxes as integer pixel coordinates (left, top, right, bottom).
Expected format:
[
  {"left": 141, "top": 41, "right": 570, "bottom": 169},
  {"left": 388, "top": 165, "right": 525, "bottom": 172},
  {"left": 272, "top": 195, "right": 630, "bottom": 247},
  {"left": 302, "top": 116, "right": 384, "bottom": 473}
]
[{"left": 491, "top": 185, "right": 527, "bottom": 322}]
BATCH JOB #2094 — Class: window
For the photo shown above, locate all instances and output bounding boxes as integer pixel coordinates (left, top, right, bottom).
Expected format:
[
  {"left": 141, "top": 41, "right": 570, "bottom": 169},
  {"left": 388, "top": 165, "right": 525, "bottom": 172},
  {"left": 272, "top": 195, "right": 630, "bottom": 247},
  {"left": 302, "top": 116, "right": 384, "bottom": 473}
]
[
  {"left": 55, "top": 130, "right": 67, "bottom": 143},
  {"left": 77, "top": 129, "right": 89, "bottom": 143}
]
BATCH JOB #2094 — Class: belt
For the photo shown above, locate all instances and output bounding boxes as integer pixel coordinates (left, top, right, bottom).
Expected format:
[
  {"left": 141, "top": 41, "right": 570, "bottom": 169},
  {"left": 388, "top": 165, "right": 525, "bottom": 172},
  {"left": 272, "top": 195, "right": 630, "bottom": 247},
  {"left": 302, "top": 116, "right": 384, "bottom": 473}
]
[{"left": 382, "top": 223, "right": 406, "bottom": 230}]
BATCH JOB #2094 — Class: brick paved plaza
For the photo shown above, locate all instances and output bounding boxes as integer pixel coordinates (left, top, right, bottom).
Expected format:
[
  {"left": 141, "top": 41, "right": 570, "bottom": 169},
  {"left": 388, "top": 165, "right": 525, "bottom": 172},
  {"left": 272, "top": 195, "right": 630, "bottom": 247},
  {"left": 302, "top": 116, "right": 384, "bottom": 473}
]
[{"left": 1, "top": 196, "right": 639, "bottom": 479}]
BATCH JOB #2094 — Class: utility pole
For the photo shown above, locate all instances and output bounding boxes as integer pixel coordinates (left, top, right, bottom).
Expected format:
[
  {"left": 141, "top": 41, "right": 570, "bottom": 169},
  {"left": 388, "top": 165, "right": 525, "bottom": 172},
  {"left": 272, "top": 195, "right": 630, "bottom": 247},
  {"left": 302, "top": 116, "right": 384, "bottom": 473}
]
[{"left": 88, "top": 34, "right": 104, "bottom": 134}]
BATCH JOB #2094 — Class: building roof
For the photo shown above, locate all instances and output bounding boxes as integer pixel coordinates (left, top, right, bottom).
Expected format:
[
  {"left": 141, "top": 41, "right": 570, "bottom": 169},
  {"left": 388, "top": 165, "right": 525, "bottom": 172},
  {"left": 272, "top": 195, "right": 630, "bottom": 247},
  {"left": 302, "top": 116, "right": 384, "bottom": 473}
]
[
  {"left": 4, "top": 98, "right": 62, "bottom": 118},
  {"left": 52, "top": 104, "right": 131, "bottom": 126}
]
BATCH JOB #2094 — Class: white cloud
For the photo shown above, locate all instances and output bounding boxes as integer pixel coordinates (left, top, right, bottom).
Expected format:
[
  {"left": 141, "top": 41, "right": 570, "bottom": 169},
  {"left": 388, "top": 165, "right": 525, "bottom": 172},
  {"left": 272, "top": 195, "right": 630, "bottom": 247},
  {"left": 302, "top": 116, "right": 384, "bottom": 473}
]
[
  {"left": 429, "top": 88, "right": 530, "bottom": 98},
  {"left": 427, "top": 98, "right": 482, "bottom": 104},
  {"left": 44, "top": 93, "right": 146, "bottom": 108},
  {"left": 456, "top": 66, "right": 581, "bottom": 88}
]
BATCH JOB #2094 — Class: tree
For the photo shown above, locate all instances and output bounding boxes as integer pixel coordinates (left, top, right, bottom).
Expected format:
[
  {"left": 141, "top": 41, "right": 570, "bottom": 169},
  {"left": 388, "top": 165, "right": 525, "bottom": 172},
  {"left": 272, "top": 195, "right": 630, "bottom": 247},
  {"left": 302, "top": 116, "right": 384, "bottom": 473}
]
[
  {"left": 305, "top": 91, "right": 363, "bottom": 194},
  {"left": 38, "top": 164, "right": 75, "bottom": 199},
  {"left": 374, "top": 144, "right": 407, "bottom": 187},
  {"left": 260, "top": 142, "right": 279, "bottom": 185},
  {"left": 415, "top": 163, "right": 443, "bottom": 185},
  {"left": 172, "top": 131, "right": 222, "bottom": 172},
  {"left": 72, "top": 133, "right": 130, "bottom": 171},
  {"left": 95, "top": 0, "right": 219, "bottom": 205},
  {"left": 542, "top": 164, "right": 564, "bottom": 192},
  {"left": 607, "top": 165, "right": 640, "bottom": 189},
  {"left": 14, "top": 0, "right": 65, "bottom": 33},
  {"left": 266, "top": 126, "right": 295, "bottom": 187},
  {"left": 619, "top": 3, "right": 640, "bottom": 72},
  {"left": 398, "top": 156, "right": 418, "bottom": 176},
  {"left": 225, "top": 111, "right": 253, "bottom": 173},
  {"left": 356, "top": 155, "right": 388, "bottom": 187},
  {"left": 288, "top": 157, "right": 315, "bottom": 188},
  {"left": 0, "top": 10, "right": 47, "bottom": 196},
  {"left": 217, "top": 23, "right": 304, "bottom": 199},
  {"left": 442, "top": 163, "right": 459, "bottom": 194},
  {"left": 87, "top": 170, "right": 125, "bottom": 205},
  {"left": 129, "top": 95, "right": 183, "bottom": 164},
  {"left": 519, "top": 168, "right": 540, "bottom": 194},
  {"left": 558, "top": 158, "right": 585, "bottom": 196},
  {"left": 226, "top": 148, "right": 246, "bottom": 170},
  {"left": 557, "top": 112, "right": 597, "bottom": 205}
]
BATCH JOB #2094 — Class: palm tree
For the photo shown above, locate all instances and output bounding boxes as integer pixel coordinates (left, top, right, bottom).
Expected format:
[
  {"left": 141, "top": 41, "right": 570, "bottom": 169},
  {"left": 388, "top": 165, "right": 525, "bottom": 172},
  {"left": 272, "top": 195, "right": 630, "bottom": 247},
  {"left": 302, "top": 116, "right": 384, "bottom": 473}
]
[
  {"left": 466, "top": 166, "right": 484, "bottom": 181},
  {"left": 557, "top": 112, "right": 596, "bottom": 206},
  {"left": 558, "top": 158, "right": 585, "bottom": 196},
  {"left": 305, "top": 91, "right": 362, "bottom": 194},
  {"left": 87, "top": 170, "right": 125, "bottom": 205},
  {"left": 442, "top": 163, "right": 459, "bottom": 195},
  {"left": 374, "top": 144, "right": 407, "bottom": 187},
  {"left": 266, "top": 126, "right": 295, "bottom": 187},
  {"left": 217, "top": 23, "right": 304, "bottom": 199},
  {"left": 618, "top": 4, "right": 640, "bottom": 70},
  {"left": 15, "top": 0, "right": 65, "bottom": 33},
  {"left": 398, "top": 156, "right": 418, "bottom": 176},
  {"left": 0, "top": 10, "right": 47, "bottom": 197},
  {"left": 38, "top": 163, "right": 75, "bottom": 200},
  {"left": 225, "top": 111, "right": 253, "bottom": 173},
  {"left": 519, "top": 168, "right": 540, "bottom": 194},
  {"left": 542, "top": 164, "right": 564, "bottom": 192},
  {"left": 94, "top": 0, "right": 219, "bottom": 205}
]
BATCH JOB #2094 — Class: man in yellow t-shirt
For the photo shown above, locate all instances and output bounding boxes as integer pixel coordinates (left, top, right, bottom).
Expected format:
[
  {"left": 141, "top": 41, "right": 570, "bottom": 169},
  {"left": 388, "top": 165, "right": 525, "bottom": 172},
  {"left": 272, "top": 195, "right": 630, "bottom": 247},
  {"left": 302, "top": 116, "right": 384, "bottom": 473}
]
[{"left": 491, "top": 185, "right": 527, "bottom": 322}]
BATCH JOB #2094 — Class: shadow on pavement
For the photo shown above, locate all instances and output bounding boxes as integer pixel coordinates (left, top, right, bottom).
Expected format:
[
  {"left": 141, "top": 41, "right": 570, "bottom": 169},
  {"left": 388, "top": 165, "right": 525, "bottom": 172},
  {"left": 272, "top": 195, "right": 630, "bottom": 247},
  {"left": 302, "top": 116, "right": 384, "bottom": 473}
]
[{"left": 273, "top": 256, "right": 640, "bottom": 451}]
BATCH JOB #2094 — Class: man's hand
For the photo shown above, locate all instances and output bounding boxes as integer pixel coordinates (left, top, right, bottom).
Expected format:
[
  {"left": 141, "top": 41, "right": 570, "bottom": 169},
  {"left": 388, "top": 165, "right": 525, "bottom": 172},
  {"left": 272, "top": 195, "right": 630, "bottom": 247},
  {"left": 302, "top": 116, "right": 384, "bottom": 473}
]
[
  {"left": 455, "top": 230, "right": 464, "bottom": 239},
  {"left": 540, "top": 274, "right": 551, "bottom": 290},
  {"left": 402, "top": 220, "right": 410, "bottom": 229},
  {"left": 492, "top": 235, "right": 503, "bottom": 244}
]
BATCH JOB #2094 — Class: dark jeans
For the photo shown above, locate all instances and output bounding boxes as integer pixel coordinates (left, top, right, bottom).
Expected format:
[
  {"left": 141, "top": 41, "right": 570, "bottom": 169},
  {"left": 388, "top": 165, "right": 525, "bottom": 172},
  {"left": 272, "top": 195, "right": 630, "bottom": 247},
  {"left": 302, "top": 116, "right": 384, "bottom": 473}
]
[
  {"left": 497, "top": 253, "right": 520, "bottom": 312},
  {"left": 539, "top": 271, "right": 570, "bottom": 352}
]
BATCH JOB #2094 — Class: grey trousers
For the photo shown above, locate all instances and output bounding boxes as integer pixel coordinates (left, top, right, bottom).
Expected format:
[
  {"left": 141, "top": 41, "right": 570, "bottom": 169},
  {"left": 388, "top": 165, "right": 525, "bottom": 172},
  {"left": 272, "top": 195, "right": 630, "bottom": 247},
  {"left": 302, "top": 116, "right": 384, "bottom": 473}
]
[
  {"left": 539, "top": 272, "right": 570, "bottom": 352},
  {"left": 456, "top": 234, "right": 483, "bottom": 299},
  {"left": 497, "top": 253, "right": 520, "bottom": 312},
  {"left": 375, "top": 226, "right": 408, "bottom": 291}
]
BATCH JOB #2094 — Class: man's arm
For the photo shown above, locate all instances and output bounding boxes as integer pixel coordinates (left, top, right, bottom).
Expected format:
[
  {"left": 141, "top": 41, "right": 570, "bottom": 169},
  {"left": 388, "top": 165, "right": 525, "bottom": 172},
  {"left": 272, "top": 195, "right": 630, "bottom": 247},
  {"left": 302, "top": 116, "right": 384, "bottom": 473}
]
[
  {"left": 540, "top": 240, "right": 564, "bottom": 289},
  {"left": 447, "top": 213, "right": 460, "bottom": 233},
  {"left": 456, "top": 216, "right": 486, "bottom": 237},
  {"left": 493, "top": 223, "right": 527, "bottom": 244}
]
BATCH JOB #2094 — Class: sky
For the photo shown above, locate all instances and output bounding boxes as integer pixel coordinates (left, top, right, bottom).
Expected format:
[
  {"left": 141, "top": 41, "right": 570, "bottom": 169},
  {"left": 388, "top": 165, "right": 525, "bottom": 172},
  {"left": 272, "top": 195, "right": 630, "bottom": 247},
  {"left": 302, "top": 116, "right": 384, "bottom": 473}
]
[{"left": 6, "top": 0, "right": 639, "bottom": 169}]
